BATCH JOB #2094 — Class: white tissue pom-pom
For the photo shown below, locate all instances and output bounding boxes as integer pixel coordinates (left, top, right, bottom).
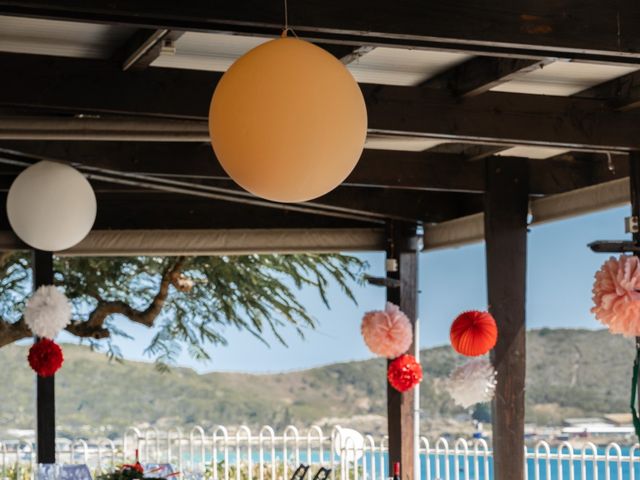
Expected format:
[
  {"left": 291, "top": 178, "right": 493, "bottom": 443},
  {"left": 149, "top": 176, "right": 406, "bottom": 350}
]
[
  {"left": 446, "top": 359, "right": 497, "bottom": 409},
  {"left": 24, "top": 285, "right": 72, "bottom": 339}
]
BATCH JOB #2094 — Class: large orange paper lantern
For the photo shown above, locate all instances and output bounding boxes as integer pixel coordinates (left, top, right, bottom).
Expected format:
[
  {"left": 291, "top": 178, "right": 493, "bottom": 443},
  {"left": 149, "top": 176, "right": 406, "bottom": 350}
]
[
  {"left": 450, "top": 311, "right": 498, "bottom": 357},
  {"left": 209, "top": 36, "right": 367, "bottom": 203}
]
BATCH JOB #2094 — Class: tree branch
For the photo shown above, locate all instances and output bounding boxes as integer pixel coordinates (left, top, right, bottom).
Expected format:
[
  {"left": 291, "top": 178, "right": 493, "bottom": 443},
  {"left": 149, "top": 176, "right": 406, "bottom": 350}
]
[
  {"left": 67, "top": 256, "right": 187, "bottom": 338},
  {"left": 0, "top": 317, "right": 31, "bottom": 348}
]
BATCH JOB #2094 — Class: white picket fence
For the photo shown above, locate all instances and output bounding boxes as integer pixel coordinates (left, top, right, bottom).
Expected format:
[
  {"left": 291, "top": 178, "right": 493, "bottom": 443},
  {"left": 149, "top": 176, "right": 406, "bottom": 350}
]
[{"left": 1, "top": 425, "right": 640, "bottom": 480}]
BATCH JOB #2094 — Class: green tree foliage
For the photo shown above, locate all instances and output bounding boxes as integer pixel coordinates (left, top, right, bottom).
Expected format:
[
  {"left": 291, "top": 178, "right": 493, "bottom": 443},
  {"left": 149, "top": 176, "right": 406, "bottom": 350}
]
[{"left": 0, "top": 252, "right": 366, "bottom": 367}]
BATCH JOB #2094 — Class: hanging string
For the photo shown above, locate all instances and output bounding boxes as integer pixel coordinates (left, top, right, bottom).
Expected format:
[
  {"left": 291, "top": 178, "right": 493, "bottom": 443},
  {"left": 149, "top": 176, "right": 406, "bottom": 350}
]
[
  {"left": 284, "top": 0, "right": 288, "bottom": 32},
  {"left": 281, "top": 0, "right": 298, "bottom": 37}
]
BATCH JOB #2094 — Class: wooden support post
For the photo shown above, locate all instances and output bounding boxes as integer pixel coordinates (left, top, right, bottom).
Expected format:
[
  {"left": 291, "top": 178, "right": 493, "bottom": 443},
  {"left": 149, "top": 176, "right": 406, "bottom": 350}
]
[
  {"left": 629, "top": 153, "right": 640, "bottom": 244},
  {"left": 628, "top": 153, "right": 640, "bottom": 414},
  {"left": 33, "top": 250, "right": 56, "bottom": 464},
  {"left": 484, "top": 157, "right": 529, "bottom": 480},
  {"left": 386, "top": 222, "right": 422, "bottom": 480}
]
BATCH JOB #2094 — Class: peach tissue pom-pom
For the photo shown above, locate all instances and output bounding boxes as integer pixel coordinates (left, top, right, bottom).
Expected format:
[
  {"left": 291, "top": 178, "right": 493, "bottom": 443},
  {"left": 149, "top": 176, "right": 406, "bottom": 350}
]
[
  {"left": 361, "top": 302, "right": 413, "bottom": 358},
  {"left": 592, "top": 255, "right": 640, "bottom": 336}
]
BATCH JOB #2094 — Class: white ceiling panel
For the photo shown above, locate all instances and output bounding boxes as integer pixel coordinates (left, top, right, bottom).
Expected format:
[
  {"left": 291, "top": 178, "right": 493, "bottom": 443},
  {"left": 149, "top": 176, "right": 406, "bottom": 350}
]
[
  {"left": 364, "top": 134, "right": 446, "bottom": 152},
  {"left": 491, "top": 61, "right": 639, "bottom": 96},
  {"left": 152, "top": 34, "right": 471, "bottom": 86},
  {"left": 151, "top": 32, "right": 269, "bottom": 71},
  {"left": 0, "top": 15, "right": 134, "bottom": 59},
  {"left": 347, "top": 47, "right": 472, "bottom": 86},
  {"left": 496, "top": 146, "right": 570, "bottom": 159}
]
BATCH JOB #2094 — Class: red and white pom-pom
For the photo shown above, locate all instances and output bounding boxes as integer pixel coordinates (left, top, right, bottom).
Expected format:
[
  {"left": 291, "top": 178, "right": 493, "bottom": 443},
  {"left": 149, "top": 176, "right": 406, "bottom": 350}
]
[
  {"left": 28, "top": 339, "right": 64, "bottom": 377},
  {"left": 361, "top": 302, "right": 413, "bottom": 358},
  {"left": 24, "top": 285, "right": 71, "bottom": 339},
  {"left": 446, "top": 359, "right": 497, "bottom": 409},
  {"left": 388, "top": 354, "right": 423, "bottom": 392},
  {"left": 592, "top": 255, "right": 640, "bottom": 336}
]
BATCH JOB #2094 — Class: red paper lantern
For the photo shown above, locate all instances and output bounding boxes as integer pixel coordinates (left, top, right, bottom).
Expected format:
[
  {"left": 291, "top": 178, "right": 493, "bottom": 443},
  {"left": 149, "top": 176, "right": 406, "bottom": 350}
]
[
  {"left": 450, "top": 310, "right": 497, "bottom": 357},
  {"left": 28, "top": 338, "right": 64, "bottom": 377},
  {"left": 387, "top": 354, "right": 423, "bottom": 393}
]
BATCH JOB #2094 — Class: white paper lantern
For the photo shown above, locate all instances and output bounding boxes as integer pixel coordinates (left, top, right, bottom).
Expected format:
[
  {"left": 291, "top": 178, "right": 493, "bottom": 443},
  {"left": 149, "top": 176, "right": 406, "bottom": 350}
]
[
  {"left": 209, "top": 37, "right": 367, "bottom": 203},
  {"left": 24, "top": 285, "right": 72, "bottom": 339},
  {"left": 7, "top": 161, "right": 96, "bottom": 251}
]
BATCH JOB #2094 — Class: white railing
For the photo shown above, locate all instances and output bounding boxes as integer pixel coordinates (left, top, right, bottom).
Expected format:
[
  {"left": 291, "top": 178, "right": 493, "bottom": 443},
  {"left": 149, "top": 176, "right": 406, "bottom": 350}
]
[{"left": 1, "top": 426, "right": 640, "bottom": 480}]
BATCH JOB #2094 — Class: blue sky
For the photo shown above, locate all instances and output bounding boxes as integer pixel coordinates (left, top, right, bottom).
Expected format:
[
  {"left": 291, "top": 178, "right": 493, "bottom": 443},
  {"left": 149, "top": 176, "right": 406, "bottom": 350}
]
[{"left": 67, "top": 205, "right": 630, "bottom": 374}]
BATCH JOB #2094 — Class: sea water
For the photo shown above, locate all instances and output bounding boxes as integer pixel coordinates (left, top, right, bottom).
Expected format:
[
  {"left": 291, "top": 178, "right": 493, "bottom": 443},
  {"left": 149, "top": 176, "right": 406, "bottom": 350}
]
[{"left": 197, "top": 447, "right": 640, "bottom": 480}]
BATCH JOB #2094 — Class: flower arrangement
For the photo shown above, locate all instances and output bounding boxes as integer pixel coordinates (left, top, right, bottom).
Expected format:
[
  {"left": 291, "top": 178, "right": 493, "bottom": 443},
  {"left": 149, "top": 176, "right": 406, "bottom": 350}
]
[{"left": 96, "top": 451, "right": 176, "bottom": 480}]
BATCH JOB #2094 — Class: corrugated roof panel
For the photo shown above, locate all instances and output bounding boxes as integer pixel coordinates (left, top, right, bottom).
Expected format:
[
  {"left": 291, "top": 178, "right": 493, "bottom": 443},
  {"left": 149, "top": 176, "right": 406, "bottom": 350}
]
[
  {"left": 491, "top": 61, "right": 639, "bottom": 96},
  {"left": 151, "top": 32, "right": 268, "bottom": 71},
  {"left": 0, "top": 15, "right": 134, "bottom": 59},
  {"left": 348, "top": 47, "right": 472, "bottom": 86}
]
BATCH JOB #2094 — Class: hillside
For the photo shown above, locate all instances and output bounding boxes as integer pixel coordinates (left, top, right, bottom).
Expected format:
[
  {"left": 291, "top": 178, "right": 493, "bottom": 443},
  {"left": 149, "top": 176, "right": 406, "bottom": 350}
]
[{"left": 0, "top": 329, "right": 635, "bottom": 438}]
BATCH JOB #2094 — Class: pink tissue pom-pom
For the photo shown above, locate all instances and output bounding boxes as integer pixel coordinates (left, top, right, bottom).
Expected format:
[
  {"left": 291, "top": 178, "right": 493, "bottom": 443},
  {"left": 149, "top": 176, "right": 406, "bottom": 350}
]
[
  {"left": 361, "top": 302, "right": 413, "bottom": 358},
  {"left": 592, "top": 255, "right": 640, "bottom": 336}
]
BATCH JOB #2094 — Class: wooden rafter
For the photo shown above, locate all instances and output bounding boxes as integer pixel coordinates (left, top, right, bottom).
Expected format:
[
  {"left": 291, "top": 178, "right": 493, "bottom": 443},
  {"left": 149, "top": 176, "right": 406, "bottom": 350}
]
[
  {"left": 0, "top": 188, "right": 479, "bottom": 229},
  {"left": 116, "top": 28, "right": 185, "bottom": 71},
  {"left": 2, "top": 53, "right": 640, "bottom": 151},
  {"left": 2, "top": 0, "right": 640, "bottom": 64},
  {"left": 422, "top": 57, "right": 554, "bottom": 97},
  {"left": 578, "top": 70, "right": 640, "bottom": 112},
  {"left": 0, "top": 149, "right": 485, "bottom": 224},
  {"left": 0, "top": 141, "right": 628, "bottom": 195}
]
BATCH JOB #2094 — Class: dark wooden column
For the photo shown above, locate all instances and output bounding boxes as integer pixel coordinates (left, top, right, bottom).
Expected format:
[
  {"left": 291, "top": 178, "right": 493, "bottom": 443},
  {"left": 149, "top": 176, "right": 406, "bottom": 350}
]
[
  {"left": 33, "top": 250, "right": 56, "bottom": 464},
  {"left": 386, "top": 222, "right": 422, "bottom": 480},
  {"left": 484, "top": 157, "right": 529, "bottom": 480},
  {"left": 629, "top": 153, "right": 640, "bottom": 414},
  {"left": 630, "top": 153, "right": 640, "bottom": 243}
]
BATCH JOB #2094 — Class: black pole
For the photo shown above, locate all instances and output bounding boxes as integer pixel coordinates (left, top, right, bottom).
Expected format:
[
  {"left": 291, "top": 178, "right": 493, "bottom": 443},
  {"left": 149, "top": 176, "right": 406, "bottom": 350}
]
[{"left": 33, "top": 250, "right": 56, "bottom": 464}]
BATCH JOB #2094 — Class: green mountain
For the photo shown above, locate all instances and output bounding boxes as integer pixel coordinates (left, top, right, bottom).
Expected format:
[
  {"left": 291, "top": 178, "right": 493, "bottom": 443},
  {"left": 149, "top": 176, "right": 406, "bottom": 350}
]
[{"left": 0, "top": 329, "right": 635, "bottom": 439}]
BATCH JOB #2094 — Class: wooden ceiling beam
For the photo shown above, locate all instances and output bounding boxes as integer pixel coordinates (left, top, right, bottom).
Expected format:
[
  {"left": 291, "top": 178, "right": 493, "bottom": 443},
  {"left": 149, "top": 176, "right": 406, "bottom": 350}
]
[
  {"left": 363, "top": 84, "right": 640, "bottom": 152},
  {"left": 314, "top": 188, "right": 482, "bottom": 223},
  {"left": 3, "top": 0, "right": 640, "bottom": 64},
  {"left": 336, "top": 46, "right": 376, "bottom": 65},
  {"left": 2, "top": 54, "right": 640, "bottom": 151},
  {"left": 577, "top": 70, "right": 640, "bottom": 112},
  {"left": 0, "top": 146, "right": 484, "bottom": 223},
  {"left": 0, "top": 191, "right": 380, "bottom": 230},
  {"left": 422, "top": 57, "right": 554, "bottom": 97},
  {"left": 116, "top": 28, "right": 184, "bottom": 71},
  {"left": 315, "top": 44, "right": 376, "bottom": 64},
  {"left": 0, "top": 141, "right": 628, "bottom": 196},
  {"left": 0, "top": 141, "right": 486, "bottom": 193}
]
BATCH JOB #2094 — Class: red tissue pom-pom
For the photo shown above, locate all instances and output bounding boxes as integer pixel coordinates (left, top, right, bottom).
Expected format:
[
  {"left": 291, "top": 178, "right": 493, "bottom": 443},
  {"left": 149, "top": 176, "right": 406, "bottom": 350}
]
[
  {"left": 450, "top": 310, "right": 497, "bottom": 357},
  {"left": 28, "top": 339, "right": 64, "bottom": 377},
  {"left": 387, "top": 354, "right": 423, "bottom": 393}
]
